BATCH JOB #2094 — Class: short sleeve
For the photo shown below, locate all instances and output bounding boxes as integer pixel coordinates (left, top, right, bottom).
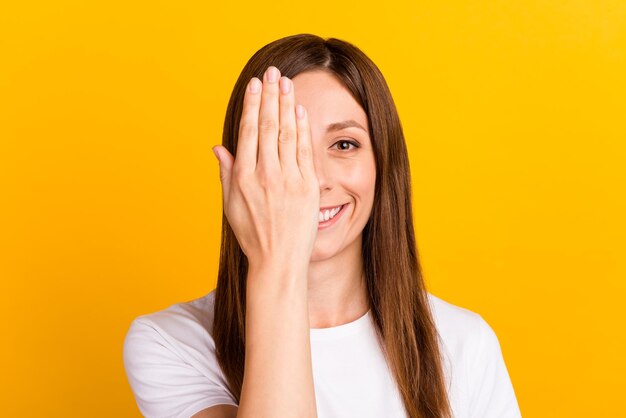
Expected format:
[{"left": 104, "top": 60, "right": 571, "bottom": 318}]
[
  {"left": 123, "top": 318, "right": 238, "bottom": 418},
  {"left": 467, "top": 316, "right": 522, "bottom": 418}
]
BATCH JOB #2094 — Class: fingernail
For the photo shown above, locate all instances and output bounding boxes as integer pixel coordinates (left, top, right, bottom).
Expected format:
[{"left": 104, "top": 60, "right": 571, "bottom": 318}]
[
  {"left": 279, "top": 77, "right": 291, "bottom": 94},
  {"left": 212, "top": 146, "right": 220, "bottom": 161},
  {"left": 296, "top": 104, "right": 305, "bottom": 119},
  {"left": 266, "top": 66, "right": 279, "bottom": 83},
  {"left": 248, "top": 77, "right": 261, "bottom": 94}
]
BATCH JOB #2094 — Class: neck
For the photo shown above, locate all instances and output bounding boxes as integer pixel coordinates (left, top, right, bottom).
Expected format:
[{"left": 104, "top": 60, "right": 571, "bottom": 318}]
[{"left": 306, "top": 237, "right": 369, "bottom": 328}]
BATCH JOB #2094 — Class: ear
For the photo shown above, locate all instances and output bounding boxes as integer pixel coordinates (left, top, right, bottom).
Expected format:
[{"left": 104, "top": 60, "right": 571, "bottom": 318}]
[{"left": 212, "top": 145, "right": 234, "bottom": 205}]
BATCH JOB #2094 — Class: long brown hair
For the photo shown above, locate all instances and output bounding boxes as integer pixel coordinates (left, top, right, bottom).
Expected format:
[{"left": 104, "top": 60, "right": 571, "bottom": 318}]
[{"left": 213, "top": 33, "right": 452, "bottom": 418}]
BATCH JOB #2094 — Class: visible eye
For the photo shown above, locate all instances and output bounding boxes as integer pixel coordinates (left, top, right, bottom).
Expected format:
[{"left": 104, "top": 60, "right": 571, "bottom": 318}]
[{"left": 332, "top": 140, "right": 360, "bottom": 151}]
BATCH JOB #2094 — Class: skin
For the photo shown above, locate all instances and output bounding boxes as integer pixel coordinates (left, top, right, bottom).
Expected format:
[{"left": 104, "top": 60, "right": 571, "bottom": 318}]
[
  {"left": 292, "top": 70, "right": 375, "bottom": 328},
  {"left": 214, "top": 67, "right": 375, "bottom": 329}
]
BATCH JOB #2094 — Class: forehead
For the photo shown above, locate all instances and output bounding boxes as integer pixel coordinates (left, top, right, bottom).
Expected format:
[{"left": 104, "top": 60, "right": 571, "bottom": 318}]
[{"left": 291, "top": 70, "right": 369, "bottom": 136}]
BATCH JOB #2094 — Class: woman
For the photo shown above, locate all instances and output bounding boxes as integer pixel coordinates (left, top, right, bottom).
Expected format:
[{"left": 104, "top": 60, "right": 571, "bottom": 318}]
[{"left": 123, "top": 33, "right": 522, "bottom": 418}]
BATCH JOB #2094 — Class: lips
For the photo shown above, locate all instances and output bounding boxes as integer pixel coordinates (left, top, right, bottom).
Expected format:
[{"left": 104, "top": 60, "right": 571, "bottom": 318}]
[
  {"left": 318, "top": 204, "right": 344, "bottom": 222},
  {"left": 318, "top": 203, "right": 348, "bottom": 229}
]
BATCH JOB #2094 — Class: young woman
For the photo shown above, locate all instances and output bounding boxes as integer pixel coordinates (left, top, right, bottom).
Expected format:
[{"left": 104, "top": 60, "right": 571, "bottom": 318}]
[{"left": 123, "top": 34, "right": 522, "bottom": 418}]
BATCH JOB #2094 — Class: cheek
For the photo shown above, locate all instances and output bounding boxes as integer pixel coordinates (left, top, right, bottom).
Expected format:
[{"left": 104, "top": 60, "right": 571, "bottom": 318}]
[{"left": 339, "top": 159, "right": 376, "bottom": 202}]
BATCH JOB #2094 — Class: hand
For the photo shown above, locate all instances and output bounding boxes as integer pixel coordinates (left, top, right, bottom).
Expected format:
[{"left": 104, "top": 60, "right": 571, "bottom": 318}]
[{"left": 212, "top": 66, "right": 320, "bottom": 270}]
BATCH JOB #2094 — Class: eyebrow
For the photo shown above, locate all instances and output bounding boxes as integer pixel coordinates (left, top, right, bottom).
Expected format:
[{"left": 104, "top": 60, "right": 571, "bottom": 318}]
[{"left": 325, "top": 120, "right": 368, "bottom": 133}]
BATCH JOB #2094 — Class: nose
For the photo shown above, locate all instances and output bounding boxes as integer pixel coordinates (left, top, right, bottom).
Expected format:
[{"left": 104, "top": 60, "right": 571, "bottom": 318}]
[{"left": 311, "top": 147, "right": 332, "bottom": 192}]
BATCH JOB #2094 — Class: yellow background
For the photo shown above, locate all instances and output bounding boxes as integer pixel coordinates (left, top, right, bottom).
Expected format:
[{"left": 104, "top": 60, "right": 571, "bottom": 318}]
[{"left": 1, "top": 0, "right": 624, "bottom": 417}]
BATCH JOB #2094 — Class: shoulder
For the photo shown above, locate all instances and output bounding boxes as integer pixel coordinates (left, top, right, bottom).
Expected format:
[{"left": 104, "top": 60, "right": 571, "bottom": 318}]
[
  {"left": 426, "top": 292, "right": 499, "bottom": 345},
  {"left": 125, "top": 290, "right": 218, "bottom": 350},
  {"left": 425, "top": 292, "right": 501, "bottom": 385},
  {"left": 123, "top": 290, "right": 238, "bottom": 417},
  {"left": 426, "top": 292, "right": 522, "bottom": 417},
  {"left": 123, "top": 289, "right": 220, "bottom": 374}
]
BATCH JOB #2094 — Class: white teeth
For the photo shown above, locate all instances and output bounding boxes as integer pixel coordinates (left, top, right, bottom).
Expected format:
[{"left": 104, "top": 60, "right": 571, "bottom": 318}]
[{"left": 319, "top": 205, "right": 343, "bottom": 223}]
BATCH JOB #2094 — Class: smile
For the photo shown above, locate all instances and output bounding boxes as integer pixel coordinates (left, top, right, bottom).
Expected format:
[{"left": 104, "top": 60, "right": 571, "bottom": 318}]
[{"left": 318, "top": 204, "right": 348, "bottom": 229}]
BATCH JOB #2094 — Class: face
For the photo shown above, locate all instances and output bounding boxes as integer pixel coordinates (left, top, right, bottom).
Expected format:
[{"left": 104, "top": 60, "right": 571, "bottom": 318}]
[{"left": 291, "top": 70, "right": 377, "bottom": 261}]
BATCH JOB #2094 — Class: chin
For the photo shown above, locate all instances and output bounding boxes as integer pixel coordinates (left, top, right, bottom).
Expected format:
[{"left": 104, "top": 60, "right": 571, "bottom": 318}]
[
  {"left": 309, "top": 249, "right": 334, "bottom": 262},
  {"left": 309, "top": 242, "right": 342, "bottom": 262}
]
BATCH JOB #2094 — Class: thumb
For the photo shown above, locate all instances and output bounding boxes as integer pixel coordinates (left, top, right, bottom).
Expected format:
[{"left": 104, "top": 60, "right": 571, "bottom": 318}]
[{"left": 212, "top": 145, "right": 234, "bottom": 204}]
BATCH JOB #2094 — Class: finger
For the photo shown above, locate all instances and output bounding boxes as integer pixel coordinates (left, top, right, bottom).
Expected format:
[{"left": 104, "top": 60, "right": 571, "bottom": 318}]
[
  {"left": 234, "top": 77, "right": 262, "bottom": 175},
  {"left": 295, "top": 104, "right": 316, "bottom": 180},
  {"left": 257, "top": 66, "right": 281, "bottom": 174},
  {"left": 278, "top": 76, "right": 299, "bottom": 174},
  {"left": 212, "top": 145, "right": 234, "bottom": 206}
]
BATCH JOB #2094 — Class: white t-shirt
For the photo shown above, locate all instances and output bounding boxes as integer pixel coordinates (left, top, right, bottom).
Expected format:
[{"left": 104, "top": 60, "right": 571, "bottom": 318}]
[{"left": 123, "top": 290, "right": 522, "bottom": 418}]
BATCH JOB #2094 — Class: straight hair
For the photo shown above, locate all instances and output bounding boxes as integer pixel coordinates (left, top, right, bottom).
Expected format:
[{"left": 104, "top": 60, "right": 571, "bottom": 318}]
[{"left": 213, "top": 33, "right": 453, "bottom": 418}]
